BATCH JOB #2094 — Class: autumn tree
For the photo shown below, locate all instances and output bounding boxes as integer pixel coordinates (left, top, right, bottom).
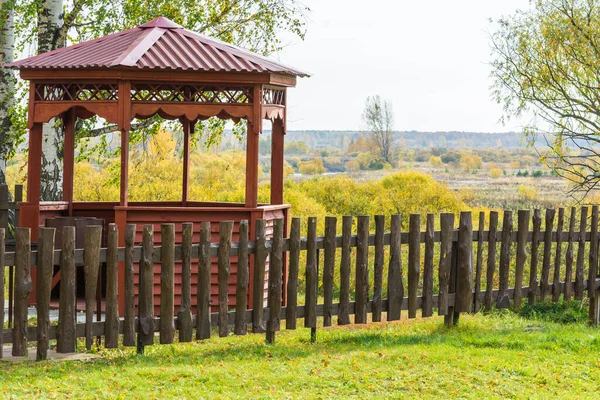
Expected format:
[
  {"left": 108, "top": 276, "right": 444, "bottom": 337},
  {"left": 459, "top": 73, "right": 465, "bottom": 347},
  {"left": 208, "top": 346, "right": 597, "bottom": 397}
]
[
  {"left": 362, "top": 95, "right": 394, "bottom": 164},
  {"left": 490, "top": 0, "right": 600, "bottom": 197},
  {"left": 0, "top": 0, "right": 15, "bottom": 186},
  {"left": 3, "top": 0, "right": 308, "bottom": 199}
]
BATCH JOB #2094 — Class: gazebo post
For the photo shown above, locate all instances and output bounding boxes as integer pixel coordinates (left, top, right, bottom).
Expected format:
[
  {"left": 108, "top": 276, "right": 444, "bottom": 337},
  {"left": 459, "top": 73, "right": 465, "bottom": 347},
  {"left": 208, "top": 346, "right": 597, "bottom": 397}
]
[
  {"left": 270, "top": 116, "right": 285, "bottom": 205},
  {"left": 182, "top": 118, "right": 193, "bottom": 206},
  {"left": 22, "top": 122, "right": 43, "bottom": 241},
  {"left": 62, "top": 109, "right": 76, "bottom": 216},
  {"left": 245, "top": 85, "right": 263, "bottom": 208},
  {"left": 119, "top": 80, "right": 131, "bottom": 207}
]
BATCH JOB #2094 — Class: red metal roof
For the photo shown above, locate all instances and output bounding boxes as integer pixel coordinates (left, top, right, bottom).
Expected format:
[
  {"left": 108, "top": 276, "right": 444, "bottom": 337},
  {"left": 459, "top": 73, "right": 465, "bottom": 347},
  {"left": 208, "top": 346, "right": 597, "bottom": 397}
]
[{"left": 6, "top": 16, "right": 309, "bottom": 77}]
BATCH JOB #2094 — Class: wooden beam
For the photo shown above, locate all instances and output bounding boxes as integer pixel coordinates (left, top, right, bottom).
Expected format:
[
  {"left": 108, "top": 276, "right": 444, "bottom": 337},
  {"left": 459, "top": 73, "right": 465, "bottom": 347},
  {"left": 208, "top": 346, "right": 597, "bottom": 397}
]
[
  {"left": 62, "top": 109, "right": 76, "bottom": 216},
  {"left": 182, "top": 118, "right": 192, "bottom": 206},
  {"left": 245, "top": 85, "right": 262, "bottom": 208},
  {"left": 270, "top": 117, "right": 285, "bottom": 205},
  {"left": 27, "top": 123, "right": 43, "bottom": 206},
  {"left": 120, "top": 130, "right": 129, "bottom": 207},
  {"left": 119, "top": 80, "right": 131, "bottom": 207}
]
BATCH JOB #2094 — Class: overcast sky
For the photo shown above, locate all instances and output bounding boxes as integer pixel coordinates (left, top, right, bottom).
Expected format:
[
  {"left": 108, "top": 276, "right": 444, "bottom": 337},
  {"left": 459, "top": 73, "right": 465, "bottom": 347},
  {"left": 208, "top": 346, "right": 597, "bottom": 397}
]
[{"left": 275, "top": 0, "right": 531, "bottom": 132}]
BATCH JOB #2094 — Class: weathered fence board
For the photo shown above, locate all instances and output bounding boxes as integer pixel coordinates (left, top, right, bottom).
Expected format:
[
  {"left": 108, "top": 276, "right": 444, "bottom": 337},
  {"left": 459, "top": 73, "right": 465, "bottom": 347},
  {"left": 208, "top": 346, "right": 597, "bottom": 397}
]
[
  {"left": 105, "top": 224, "right": 119, "bottom": 349},
  {"left": 323, "top": 217, "right": 336, "bottom": 326},
  {"left": 305, "top": 217, "right": 317, "bottom": 328},
  {"left": 540, "top": 209, "right": 556, "bottom": 301},
  {"left": 196, "top": 222, "right": 211, "bottom": 340},
  {"left": 218, "top": 221, "right": 233, "bottom": 338},
  {"left": 138, "top": 225, "right": 154, "bottom": 351},
  {"left": 286, "top": 218, "right": 300, "bottom": 329},
  {"left": 84, "top": 226, "right": 102, "bottom": 351},
  {"left": 340, "top": 216, "right": 353, "bottom": 324},
  {"left": 408, "top": 214, "right": 420, "bottom": 319},
  {"left": 497, "top": 211, "right": 512, "bottom": 309},
  {"left": 36, "top": 228, "right": 54, "bottom": 361},
  {"left": 160, "top": 224, "right": 175, "bottom": 344},
  {"left": 529, "top": 209, "right": 542, "bottom": 305},
  {"left": 57, "top": 226, "right": 76, "bottom": 353},
  {"left": 373, "top": 215, "right": 385, "bottom": 322},
  {"left": 355, "top": 216, "right": 370, "bottom": 323},
  {"left": 438, "top": 213, "right": 454, "bottom": 316},
  {"left": 235, "top": 220, "right": 249, "bottom": 335},
  {"left": 387, "top": 214, "right": 403, "bottom": 321},
  {"left": 473, "top": 212, "right": 485, "bottom": 313},
  {"left": 178, "top": 222, "right": 194, "bottom": 342},
  {"left": 575, "top": 207, "right": 588, "bottom": 300},
  {"left": 252, "top": 219, "right": 267, "bottom": 333},
  {"left": 484, "top": 211, "right": 498, "bottom": 311},
  {"left": 514, "top": 210, "right": 529, "bottom": 309},
  {"left": 123, "top": 224, "right": 136, "bottom": 347},
  {"left": 564, "top": 207, "right": 576, "bottom": 302},
  {"left": 422, "top": 214, "right": 434, "bottom": 318},
  {"left": 266, "top": 219, "right": 284, "bottom": 343}
]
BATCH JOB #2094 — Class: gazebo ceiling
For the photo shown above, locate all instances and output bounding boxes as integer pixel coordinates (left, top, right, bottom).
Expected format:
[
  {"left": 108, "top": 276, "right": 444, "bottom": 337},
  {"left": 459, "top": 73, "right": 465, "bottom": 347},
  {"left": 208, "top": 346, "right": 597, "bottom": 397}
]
[{"left": 6, "top": 16, "right": 309, "bottom": 78}]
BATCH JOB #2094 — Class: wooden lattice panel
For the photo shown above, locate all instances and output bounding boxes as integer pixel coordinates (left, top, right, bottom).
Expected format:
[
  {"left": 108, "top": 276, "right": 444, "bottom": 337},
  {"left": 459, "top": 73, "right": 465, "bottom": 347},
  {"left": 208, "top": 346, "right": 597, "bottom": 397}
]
[
  {"left": 35, "top": 83, "right": 118, "bottom": 101},
  {"left": 263, "top": 88, "right": 285, "bottom": 106},
  {"left": 130, "top": 83, "right": 253, "bottom": 104}
]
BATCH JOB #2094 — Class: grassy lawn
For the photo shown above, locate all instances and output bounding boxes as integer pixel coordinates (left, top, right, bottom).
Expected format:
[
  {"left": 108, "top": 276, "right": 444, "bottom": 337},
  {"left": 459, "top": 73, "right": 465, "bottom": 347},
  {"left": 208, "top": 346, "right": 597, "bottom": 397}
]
[{"left": 1, "top": 311, "right": 600, "bottom": 399}]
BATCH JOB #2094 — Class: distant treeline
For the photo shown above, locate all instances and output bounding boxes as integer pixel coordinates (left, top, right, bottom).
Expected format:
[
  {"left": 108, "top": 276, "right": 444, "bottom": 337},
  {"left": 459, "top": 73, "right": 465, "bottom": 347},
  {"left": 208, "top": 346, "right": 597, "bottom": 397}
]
[{"left": 281, "top": 130, "right": 529, "bottom": 149}]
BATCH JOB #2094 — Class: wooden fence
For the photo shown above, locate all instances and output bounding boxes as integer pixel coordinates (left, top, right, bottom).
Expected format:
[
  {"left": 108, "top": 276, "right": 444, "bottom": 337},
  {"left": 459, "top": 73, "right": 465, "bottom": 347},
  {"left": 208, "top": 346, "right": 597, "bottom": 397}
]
[{"left": 2, "top": 207, "right": 600, "bottom": 361}]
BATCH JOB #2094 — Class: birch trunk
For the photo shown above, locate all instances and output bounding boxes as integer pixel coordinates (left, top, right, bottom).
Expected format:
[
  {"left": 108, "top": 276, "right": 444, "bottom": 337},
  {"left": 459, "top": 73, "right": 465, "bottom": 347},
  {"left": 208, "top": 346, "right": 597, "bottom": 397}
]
[
  {"left": 38, "top": 0, "right": 65, "bottom": 200},
  {"left": 0, "top": 0, "right": 15, "bottom": 186}
]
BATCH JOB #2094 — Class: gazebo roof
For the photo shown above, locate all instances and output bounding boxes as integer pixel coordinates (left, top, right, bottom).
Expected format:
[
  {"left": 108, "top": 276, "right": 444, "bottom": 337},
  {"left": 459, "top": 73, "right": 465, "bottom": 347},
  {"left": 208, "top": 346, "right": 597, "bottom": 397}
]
[{"left": 6, "top": 16, "right": 309, "bottom": 77}]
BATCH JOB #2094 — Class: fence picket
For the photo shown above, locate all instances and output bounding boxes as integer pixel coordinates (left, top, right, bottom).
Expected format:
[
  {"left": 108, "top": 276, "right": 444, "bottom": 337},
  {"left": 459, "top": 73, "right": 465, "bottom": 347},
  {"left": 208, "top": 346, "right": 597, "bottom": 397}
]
[
  {"left": 196, "top": 222, "right": 211, "bottom": 340},
  {"left": 456, "top": 212, "right": 473, "bottom": 313},
  {"left": 36, "top": 227, "right": 55, "bottom": 361},
  {"left": 540, "top": 209, "right": 556, "bottom": 301},
  {"left": 84, "top": 225, "right": 102, "bottom": 351},
  {"left": 588, "top": 206, "right": 599, "bottom": 324},
  {"left": 252, "top": 219, "right": 267, "bottom": 333},
  {"left": 473, "top": 211, "right": 485, "bottom": 313},
  {"left": 373, "top": 215, "right": 385, "bottom": 322},
  {"left": 564, "top": 207, "right": 576, "bottom": 302},
  {"left": 123, "top": 224, "right": 136, "bottom": 347},
  {"left": 529, "top": 210, "right": 542, "bottom": 305},
  {"left": 438, "top": 213, "right": 454, "bottom": 316},
  {"left": 408, "top": 214, "right": 421, "bottom": 319},
  {"left": 388, "top": 214, "right": 403, "bottom": 321},
  {"left": 57, "top": 226, "right": 76, "bottom": 353},
  {"left": 575, "top": 207, "right": 588, "bottom": 300},
  {"left": 514, "top": 210, "right": 529, "bottom": 309},
  {"left": 266, "top": 218, "right": 284, "bottom": 343},
  {"left": 422, "top": 214, "right": 434, "bottom": 318},
  {"left": 12, "top": 228, "right": 30, "bottom": 357},
  {"left": 497, "top": 211, "right": 512, "bottom": 309},
  {"left": 552, "top": 208, "right": 565, "bottom": 302},
  {"left": 323, "top": 216, "right": 336, "bottom": 326},
  {"left": 178, "top": 222, "right": 194, "bottom": 342},
  {"left": 356, "top": 216, "right": 370, "bottom": 323},
  {"left": 160, "top": 223, "right": 175, "bottom": 344},
  {"left": 484, "top": 211, "right": 498, "bottom": 311},
  {"left": 235, "top": 220, "right": 249, "bottom": 335},
  {"left": 138, "top": 225, "right": 154, "bottom": 351},
  {"left": 286, "top": 218, "right": 300, "bottom": 329},
  {"left": 339, "top": 216, "right": 353, "bottom": 324},
  {"left": 105, "top": 224, "right": 119, "bottom": 348},
  {"left": 218, "top": 221, "right": 233, "bottom": 338},
  {"left": 305, "top": 217, "right": 317, "bottom": 328}
]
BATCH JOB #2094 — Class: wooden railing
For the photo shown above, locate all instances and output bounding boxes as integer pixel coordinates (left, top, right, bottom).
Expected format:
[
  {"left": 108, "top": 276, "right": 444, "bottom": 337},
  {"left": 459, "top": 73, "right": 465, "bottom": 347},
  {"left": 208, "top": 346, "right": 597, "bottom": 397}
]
[{"left": 2, "top": 207, "right": 600, "bottom": 360}]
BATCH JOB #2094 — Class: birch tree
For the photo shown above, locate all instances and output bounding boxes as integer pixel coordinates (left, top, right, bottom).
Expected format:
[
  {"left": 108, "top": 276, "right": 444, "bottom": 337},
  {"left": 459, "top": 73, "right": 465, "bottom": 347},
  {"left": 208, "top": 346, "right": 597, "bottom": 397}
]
[{"left": 0, "top": 0, "right": 15, "bottom": 186}]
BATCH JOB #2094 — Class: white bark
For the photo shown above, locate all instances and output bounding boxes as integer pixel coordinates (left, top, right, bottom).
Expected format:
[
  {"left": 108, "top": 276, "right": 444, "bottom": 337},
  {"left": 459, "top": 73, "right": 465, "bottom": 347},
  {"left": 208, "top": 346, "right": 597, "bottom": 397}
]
[
  {"left": 38, "top": 0, "right": 65, "bottom": 200},
  {"left": 0, "top": 0, "right": 15, "bottom": 186}
]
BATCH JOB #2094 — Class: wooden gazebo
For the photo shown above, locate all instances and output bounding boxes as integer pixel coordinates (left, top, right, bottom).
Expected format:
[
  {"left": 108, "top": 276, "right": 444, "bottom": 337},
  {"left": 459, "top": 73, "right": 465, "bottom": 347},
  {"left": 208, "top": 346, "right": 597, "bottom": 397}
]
[{"left": 7, "top": 16, "right": 308, "bottom": 312}]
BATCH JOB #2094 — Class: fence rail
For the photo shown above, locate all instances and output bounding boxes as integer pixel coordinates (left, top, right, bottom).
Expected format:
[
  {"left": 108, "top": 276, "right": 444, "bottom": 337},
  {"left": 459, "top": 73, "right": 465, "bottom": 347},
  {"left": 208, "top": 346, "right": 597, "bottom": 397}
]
[{"left": 2, "top": 206, "right": 600, "bottom": 360}]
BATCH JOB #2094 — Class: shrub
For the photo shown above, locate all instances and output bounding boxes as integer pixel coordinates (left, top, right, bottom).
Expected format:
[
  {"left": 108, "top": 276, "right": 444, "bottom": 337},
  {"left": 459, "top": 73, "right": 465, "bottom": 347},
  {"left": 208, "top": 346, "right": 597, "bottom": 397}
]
[
  {"left": 298, "top": 158, "right": 326, "bottom": 175},
  {"left": 429, "top": 155, "right": 443, "bottom": 167},
  {"left": 490, "top": 168, "right": 502, "bottom": 178},
  {"left": 518, "top": 185, "right": 539, "bottom": 202}
]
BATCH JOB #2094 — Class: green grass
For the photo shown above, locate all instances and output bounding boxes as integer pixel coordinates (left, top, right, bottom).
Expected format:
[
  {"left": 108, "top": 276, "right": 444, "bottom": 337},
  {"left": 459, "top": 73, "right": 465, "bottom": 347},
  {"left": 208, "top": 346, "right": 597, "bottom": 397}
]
[{"left": 2, "top": 312, "right": 600, "bottom": 399}]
